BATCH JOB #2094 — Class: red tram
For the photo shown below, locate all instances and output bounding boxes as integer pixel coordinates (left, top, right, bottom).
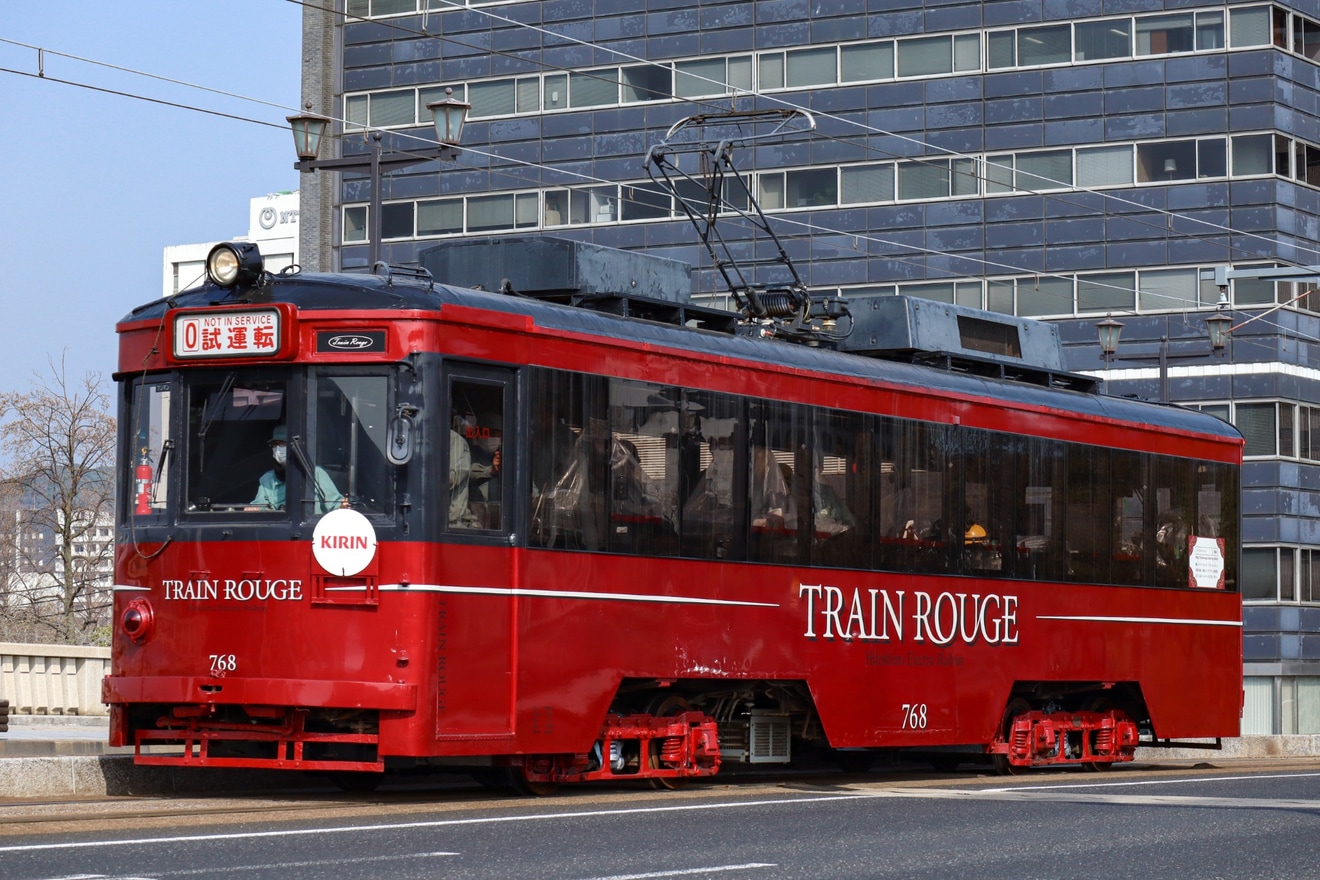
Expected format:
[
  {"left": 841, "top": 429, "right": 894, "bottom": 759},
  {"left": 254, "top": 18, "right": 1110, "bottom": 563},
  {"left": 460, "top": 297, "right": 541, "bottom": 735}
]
[{"left": 105, "top": 240, "right": 1242, "bottom": 788}]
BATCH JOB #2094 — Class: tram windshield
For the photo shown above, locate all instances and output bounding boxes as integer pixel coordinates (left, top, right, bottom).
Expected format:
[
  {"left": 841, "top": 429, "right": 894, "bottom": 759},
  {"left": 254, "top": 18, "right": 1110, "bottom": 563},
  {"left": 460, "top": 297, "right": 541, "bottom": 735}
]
[{"left": 160, "top": 368, "right": 392, "bottom": 517}]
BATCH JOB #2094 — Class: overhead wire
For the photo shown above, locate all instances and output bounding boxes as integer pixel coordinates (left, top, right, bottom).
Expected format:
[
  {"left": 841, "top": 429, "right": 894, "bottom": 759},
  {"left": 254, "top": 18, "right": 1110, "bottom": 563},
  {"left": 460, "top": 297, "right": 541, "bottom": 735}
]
[{"left": 3, "top": 11, "right": 1317, "bottom": 331}]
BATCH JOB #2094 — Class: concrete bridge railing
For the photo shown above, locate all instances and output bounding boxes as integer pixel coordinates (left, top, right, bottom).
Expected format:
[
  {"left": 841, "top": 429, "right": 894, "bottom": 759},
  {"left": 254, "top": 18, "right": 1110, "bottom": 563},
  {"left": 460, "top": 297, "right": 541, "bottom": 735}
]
[{"left": 0, "top": 642, "right": 111, "bottom": 716}]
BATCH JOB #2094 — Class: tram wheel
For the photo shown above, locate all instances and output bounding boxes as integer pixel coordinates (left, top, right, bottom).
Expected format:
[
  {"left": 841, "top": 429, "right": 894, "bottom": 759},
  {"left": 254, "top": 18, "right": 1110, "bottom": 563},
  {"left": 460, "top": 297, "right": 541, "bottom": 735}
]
[
  {"left": 992, "top": 697, "right": 1032, "bottom": 776},
  {"left": 1080, "top": 695, "right": 1116, "bottom": 773},
  {"left": 508, "top": 764, "right": 560, "bottom": 797},
  {"left": 646, "top": 694, "right": 693, "bottom": 790}
]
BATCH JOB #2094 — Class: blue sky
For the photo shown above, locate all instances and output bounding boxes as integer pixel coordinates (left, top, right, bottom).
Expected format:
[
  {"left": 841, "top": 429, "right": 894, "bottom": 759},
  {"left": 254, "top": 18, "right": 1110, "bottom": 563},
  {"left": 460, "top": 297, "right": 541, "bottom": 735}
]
[{"left": 0, "top": 2, "right": 302, "bottom": 397}]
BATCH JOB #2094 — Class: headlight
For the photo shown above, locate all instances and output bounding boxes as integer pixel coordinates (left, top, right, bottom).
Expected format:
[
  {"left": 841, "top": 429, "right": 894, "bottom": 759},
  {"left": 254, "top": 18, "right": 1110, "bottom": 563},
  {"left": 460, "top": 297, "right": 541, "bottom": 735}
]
[
  {"left": 121, "top": 598, "right": 155, "bottom": 644},
  {"left": 206, "top": 242, "right": 264, "bottom": 288}
]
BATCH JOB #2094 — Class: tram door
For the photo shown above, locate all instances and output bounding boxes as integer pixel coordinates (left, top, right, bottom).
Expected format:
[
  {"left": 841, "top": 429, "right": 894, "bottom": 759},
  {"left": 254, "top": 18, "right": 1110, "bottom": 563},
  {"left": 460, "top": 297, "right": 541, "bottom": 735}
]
[{"left": 439, "top": 366, "right": 517, "bottom": 737}]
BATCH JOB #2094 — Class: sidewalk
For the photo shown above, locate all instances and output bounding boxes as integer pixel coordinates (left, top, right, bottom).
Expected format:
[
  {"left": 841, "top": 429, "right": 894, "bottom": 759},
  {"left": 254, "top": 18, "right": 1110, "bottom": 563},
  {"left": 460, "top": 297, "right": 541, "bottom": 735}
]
[{"left": 0, "top": 714, "right": 127, "bottom": 758}]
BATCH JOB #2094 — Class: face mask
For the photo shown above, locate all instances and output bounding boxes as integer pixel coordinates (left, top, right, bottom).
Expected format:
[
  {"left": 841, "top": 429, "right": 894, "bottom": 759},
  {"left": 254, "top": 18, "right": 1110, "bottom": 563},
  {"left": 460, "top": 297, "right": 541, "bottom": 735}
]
[{"left": 272, "top": 445, "right": 287, "bottom": 466}]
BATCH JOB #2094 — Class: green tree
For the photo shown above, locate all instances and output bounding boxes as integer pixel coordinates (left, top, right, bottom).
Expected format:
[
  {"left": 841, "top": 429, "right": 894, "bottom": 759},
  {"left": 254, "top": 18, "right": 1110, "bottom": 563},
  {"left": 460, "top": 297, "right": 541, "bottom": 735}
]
[{"left": 0, "top": 357, "right": 116, "bottom": 645}]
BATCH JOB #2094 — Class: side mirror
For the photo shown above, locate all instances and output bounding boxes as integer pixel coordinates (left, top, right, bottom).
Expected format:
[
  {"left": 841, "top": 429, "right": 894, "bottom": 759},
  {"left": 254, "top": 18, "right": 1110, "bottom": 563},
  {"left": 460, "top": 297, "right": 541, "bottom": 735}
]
[{"left": 388, "top": 405, "right": 419, "bottom": 465}]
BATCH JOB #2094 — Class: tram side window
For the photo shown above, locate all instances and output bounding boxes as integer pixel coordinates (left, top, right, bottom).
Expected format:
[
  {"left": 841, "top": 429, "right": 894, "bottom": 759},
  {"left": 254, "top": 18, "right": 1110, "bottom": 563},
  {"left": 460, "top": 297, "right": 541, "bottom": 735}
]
[
  {"left": 1015, "top": 437, "right": 1068, "bottom": 581},
  {"left": 1194, "top": 461, "right": 1238, "bottom": 590},
  {"left": 1110, "top": 450, "right": 1149, "bottom": 586},
  {"left": 528, "top": 370, "right": 607, "bottom": 548},
  {"left": 959, "top": 427, "right": 1020, "bottom": 577},
  {"left": 877, "top": 419, "right": 948, "bottom": 573},
  {"left": 126, "top": 379, "right": 173, "bottom": 518},
  {"left": 748, "top": 400, "right": 808, "bottom": 566},
  {"left": 1065, "top": 445, "right": 1114, "bottom": 584},
  {"left": 810, "top": 409, "right": 866, "bottom": 569},
  {"left": 314, "top": 373, "right": 391, "bottom": 516},
  {"left": 450, "top": 379, "right": 507, "bottom": 530},
  {"left": 1152, "top": 455, "right": 1195, "bottom": 588},
  {"left": 184, "top": 373, "right": 288, "bottom": 513},
  {"left": 607, "top": 379, "right": 679, "bottom": 555},
  {"left": 679, "top": 390, "right": 743, "bottom": 561}
]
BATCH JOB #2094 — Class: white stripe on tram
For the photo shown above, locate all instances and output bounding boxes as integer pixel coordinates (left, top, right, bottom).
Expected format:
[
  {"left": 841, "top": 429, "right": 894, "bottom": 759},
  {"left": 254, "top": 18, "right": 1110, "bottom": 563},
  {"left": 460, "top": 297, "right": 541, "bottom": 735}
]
[
  {"left": 1036, "top": 614, "right": 1241, "bottom": 627},
  {"left": 374, "top": 583, "right": 780, "bottom": 608}
]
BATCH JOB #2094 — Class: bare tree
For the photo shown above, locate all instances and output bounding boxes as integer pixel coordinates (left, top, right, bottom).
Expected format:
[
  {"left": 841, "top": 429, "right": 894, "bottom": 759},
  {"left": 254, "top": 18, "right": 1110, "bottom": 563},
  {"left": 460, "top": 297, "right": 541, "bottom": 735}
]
[{"left": 0, "top": 357, "right": 117, "bottom": 645}]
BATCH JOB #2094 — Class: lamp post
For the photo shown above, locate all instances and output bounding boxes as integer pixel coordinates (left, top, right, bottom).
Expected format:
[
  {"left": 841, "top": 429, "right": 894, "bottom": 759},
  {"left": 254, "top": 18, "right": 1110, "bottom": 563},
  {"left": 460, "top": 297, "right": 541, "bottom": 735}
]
[
  {"left": 288, "top": 89, "right": 470, "bottom": 269},
  {"left": 1095, "top": 311, "right": 1233, "bottom": 403}
]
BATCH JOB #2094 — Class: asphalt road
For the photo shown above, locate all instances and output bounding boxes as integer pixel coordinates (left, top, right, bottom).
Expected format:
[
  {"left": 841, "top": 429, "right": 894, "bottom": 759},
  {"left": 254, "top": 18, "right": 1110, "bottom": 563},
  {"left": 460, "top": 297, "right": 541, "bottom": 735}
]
[{"left": 3, "top": 762, "right": 1319, "bottom": 880}]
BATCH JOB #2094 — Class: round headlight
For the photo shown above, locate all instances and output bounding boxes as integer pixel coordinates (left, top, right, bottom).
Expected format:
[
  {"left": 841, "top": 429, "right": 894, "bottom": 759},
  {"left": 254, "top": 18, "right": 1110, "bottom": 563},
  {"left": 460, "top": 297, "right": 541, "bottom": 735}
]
[
  {"left": 206, "top": 242, "right": 264, "bottom": 288},
  {"left": 121, "top": 598, "right": 155, "bottom": 644}
]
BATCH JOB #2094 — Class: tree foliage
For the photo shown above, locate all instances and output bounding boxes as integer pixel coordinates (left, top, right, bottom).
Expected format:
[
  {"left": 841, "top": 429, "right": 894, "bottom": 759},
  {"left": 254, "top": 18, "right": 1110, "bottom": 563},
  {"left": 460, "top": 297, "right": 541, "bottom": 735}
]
[{"left": 0, "top": 357, "right": 116, "bottom": 645}]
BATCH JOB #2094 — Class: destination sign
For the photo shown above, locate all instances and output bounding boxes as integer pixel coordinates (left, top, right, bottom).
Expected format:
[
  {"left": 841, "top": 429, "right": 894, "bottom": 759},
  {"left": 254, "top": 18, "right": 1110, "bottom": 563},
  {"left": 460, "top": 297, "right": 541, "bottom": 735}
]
[{"left": 173, "top": 309, "right": 281, "bottom": 358}]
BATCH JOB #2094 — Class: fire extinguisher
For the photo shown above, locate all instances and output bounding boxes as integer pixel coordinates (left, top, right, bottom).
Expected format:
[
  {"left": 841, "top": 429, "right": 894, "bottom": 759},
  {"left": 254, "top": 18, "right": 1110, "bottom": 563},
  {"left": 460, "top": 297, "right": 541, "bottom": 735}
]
[{"left": 135, "top": 448, "right": 153, "bottom": 516}]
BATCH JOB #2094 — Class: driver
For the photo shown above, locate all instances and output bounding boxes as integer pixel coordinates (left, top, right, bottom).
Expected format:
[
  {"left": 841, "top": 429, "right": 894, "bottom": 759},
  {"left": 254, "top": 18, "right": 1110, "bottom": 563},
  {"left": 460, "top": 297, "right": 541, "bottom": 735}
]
[{"left": 247, "top": 426, "right": 343, "bottom": 513}]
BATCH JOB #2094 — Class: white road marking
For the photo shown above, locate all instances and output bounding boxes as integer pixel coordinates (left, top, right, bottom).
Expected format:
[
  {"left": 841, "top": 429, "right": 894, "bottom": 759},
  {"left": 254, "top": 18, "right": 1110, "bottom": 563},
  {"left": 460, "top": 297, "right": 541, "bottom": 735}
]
[
  {"left": 855, "top": 784, "right": 1320, "bottom": 812},
  {"left": 978, "top": 771, "right": 1320, "bottom": 793},
  {"left": 578, "top": 865, "right": 776, "bottom": 880},
  {"left": 0, "top": 795, "right": 865, "bottom": 854}
]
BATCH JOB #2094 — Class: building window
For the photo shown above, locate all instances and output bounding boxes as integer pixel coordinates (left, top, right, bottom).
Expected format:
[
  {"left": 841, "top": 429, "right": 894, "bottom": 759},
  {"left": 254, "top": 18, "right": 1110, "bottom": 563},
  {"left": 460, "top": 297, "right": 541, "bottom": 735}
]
[
  {"left": 1077, "top": 272, "right": 1136, "bottom": 313},
  {"left": 1075, "top": 19, "right": 1132, "bottom": 60},
  {"left": 380, "top": 202, "right": 414, "bottom": 240},
  {"left": 1230, "top": 6, "right": 1272, "bottom": 47},
  {"left": 1017, "top": 277, "right": 1074, "bottom": 317},
  {"left": 1017, "top": 24, "right": 1071, "bottom": 66},
  {"left": 344, "top": 206, "right": 367, "bottom": 244},
  {"left": 786, "top": 47, "right": 836, "bottom": 87},
  {"left": 1241, "top": 548, "right": 1279, "bottom": 601},
  {"left": 1016, "top": 150, "right": 1072, "bottom": 191},
  {"left": 1137, "top": 141, "right": 1198, "bottom": 182},
  {"left": 840, "top": 164, "right": 895, "bottom": 203},
  {"left": 897, "top": 36, "right": 953, "bottom": 77},
  {"left": 417, "top": 198, "right": 463, "bottom": 236},
  {"left": 1230, "top": 134, "right": 1272, "bottom": 176},
  {"left": 622, "top": 64, "right": 672, "bottom": 103},
  {"left": 841, "top": 42, "right": 894, "bottom": 82},
  {"left": 1138, "top": 268, "right": 1199, "bottom": 311},
  {"left": 1242, "top": 676, "right": 1275, "bottom": 734},
  {"left": 1236, "top": 402, "right": 1281, "bottom": 457},
  {"left": 1136, "top": 13, "right": 1195, "bottom": 55}
]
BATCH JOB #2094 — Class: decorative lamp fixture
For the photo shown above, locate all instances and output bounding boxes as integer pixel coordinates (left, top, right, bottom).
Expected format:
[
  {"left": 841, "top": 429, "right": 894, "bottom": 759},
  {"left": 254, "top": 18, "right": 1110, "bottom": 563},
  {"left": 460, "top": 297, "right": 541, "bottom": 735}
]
[
  {"left": 1205, "top": 311, "right": 1233, "bottom": 350},
  {"left": 287, "top": 106, "right": 331, "bottom": 161},
  {"left": 427, "top": 88, "right": 471, "bottom": 146},
  {"left": 1095, "top": 315, "right": 1124, "bottom": 358}
]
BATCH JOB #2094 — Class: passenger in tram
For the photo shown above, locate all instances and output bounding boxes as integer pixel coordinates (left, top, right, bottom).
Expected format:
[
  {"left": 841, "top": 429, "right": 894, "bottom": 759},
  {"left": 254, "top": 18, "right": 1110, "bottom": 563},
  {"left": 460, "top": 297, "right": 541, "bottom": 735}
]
[
  {"left": 448, "top": 427, "right": 480, "bottom": 528},
  {"left": 464, "top": 412, "right": 503, "bottom": 529},
  {"left": 683, "top": 438, "right": 735, "bottom": 522},
  {"left": 246, "top": 425, "right": 343, "bottom": 514},
  {"left": 610, "top": 436, "right": 646, "bottom": 506},
  {"left": 750, "top": 447, "right": 795, "bottom": 531},
  {"left": 1155, "top": 509, "right": 1189, "bottom": 585},
  {"left": 468, "top": 413, "right": 503, "bottom": 502}
]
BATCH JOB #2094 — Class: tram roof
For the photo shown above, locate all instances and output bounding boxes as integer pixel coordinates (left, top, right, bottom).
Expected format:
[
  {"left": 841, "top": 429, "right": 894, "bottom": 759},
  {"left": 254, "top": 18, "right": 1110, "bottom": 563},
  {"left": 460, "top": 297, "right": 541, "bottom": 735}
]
[{"left": 126, "top": 269, "right": 1242, "bottom": 444}]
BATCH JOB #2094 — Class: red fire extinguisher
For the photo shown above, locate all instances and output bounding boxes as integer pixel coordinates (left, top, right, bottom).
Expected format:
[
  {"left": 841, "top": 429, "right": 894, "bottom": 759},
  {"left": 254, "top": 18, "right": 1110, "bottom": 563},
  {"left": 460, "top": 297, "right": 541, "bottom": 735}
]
[{"left": 135, "top": 449, "right": 153, "bottom": 516}]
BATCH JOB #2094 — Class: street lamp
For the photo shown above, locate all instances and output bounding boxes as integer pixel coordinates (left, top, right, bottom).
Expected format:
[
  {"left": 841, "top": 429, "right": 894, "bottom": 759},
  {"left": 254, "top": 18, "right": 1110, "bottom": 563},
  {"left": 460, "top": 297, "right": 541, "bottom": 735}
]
[
  {"left": 287, "top": 88, "right": 470, "bottom": 268},
  {"left": 1094, "top": 311, "right": 1233, "bottom": 403}
]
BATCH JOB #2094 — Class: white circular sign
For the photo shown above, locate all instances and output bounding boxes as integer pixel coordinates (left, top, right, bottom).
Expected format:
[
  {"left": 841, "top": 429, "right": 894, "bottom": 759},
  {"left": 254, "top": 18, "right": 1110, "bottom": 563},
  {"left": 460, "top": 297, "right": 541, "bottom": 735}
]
[{"left": 312, "top": 507, "right": 378, "bottom": 576}]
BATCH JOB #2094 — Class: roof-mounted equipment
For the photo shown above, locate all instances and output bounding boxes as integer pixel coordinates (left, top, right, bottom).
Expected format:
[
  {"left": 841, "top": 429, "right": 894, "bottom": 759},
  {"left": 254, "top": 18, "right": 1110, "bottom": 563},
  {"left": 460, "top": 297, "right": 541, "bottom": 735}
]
[{"left": 645, "top": 108, "right": 850, "bottom": 346}]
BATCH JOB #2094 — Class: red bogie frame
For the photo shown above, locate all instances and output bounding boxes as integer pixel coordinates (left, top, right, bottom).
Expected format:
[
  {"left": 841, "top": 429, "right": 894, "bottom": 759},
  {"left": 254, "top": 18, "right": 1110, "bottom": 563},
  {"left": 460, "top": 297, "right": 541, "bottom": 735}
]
[{"left": 107, "top": 275, "right": 1243, "bottom": 784}]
